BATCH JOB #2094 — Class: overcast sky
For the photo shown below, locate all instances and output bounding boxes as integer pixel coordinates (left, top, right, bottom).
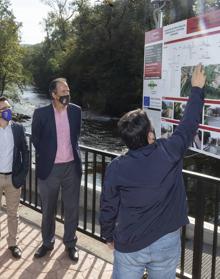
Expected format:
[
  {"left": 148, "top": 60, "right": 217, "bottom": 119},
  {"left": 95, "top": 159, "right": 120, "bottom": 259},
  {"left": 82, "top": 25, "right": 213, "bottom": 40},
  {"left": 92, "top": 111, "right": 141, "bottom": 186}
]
[
  {"left": 10, "top": 0, "right": 95, "bottom": 45},
  {"left": 10, "top": 0, "right": 50, "bottom": 44}
]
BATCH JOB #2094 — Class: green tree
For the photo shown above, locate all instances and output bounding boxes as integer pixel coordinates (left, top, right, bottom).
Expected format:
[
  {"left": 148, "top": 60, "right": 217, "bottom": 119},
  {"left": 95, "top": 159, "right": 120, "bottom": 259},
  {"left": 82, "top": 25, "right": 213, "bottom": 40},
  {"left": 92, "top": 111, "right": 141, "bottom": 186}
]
[
  {"left": 0, "top": 0, "right": 24, "bottom": 96},
  {"left": 23, "top": 0, "right": 80, "bottom": 94},
  {"left": 62, "top": 0, "right": 152, "bottom": 114},
  {"left": 168, "top": 0, "right": 194, "bottom": 23},
  {"left": 27, "top": 0, "right": 220, "bottom": 115}
]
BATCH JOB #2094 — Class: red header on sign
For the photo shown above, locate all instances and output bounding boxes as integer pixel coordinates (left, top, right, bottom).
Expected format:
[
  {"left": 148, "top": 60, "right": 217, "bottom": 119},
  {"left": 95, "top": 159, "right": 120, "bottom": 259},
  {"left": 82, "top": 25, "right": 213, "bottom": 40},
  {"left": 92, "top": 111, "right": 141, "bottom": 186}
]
[
  {"left": 144, "top": 63, "right": 161, "bottom": 78},
  {"left": 187, "top": 10, "right": 220, "bottom": 34},
  {"left": 145, "top": 28, "right": 163, "bottom": 44}
]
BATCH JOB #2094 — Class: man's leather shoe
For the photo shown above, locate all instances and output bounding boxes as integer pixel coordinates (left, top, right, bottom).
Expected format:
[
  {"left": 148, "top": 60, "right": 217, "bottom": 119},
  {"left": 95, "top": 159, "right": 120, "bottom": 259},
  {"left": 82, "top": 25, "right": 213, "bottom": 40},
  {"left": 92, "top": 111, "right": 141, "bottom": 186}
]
[
  {"left": 9, "top": 246, "right": 22, "bottom": 259},
  {"left": 66, "top": 247, "right": 79, "bottom": 262},
  {"left": 34, "top": 245, "right": 54, "bottom": 258}
]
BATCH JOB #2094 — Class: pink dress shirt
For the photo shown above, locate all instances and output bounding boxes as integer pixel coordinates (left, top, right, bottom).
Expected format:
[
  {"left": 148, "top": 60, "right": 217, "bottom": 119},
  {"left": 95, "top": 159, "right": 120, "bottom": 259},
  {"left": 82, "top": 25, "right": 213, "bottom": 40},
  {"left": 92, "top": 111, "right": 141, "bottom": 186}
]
[{"left": 54, "top": 106, "right": 74, "bottom": 163}]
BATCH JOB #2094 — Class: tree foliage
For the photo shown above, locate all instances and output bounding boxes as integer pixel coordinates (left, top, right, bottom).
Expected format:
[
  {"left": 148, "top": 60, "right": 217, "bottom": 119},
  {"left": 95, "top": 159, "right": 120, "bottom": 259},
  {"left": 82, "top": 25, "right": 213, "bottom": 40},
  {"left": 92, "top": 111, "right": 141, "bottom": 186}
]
[
  {"left": 0, "top": 0, "right": 24, "bottom": 96},
  {"left": 24, "top": 0, "right": 220, "bottom": 115}
]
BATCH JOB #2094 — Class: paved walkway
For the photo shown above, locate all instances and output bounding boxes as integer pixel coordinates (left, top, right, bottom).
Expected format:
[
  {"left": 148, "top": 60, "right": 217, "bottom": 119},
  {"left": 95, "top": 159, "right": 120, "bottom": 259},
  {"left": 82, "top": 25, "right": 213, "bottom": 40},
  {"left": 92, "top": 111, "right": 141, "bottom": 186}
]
[{"left": 0, "top": 214, "right": 113, "bottom": 279}]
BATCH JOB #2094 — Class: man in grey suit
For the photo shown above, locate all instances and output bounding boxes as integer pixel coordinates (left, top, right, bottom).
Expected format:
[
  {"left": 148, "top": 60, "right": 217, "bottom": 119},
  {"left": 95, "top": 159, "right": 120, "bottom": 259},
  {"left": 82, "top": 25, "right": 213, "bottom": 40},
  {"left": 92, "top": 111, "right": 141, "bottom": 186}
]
[{"left": 31, "top": 78, "right": 82, "bottom": 262}]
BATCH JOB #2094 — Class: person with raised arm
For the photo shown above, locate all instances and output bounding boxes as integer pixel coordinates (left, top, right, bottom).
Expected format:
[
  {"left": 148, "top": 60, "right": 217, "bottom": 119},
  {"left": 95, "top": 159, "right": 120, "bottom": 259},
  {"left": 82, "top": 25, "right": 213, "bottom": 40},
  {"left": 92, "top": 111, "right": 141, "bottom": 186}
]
[{"left": 100, "top": 64, "right": 206, "bottom": 279}]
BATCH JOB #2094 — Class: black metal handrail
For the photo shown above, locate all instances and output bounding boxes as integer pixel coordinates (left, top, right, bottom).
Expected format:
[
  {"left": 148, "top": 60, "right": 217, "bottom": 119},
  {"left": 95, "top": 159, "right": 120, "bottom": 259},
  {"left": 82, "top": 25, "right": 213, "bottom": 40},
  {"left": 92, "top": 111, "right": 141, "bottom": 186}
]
[{"left": 21, "top": 134, "right": 220, "bottom": 279}]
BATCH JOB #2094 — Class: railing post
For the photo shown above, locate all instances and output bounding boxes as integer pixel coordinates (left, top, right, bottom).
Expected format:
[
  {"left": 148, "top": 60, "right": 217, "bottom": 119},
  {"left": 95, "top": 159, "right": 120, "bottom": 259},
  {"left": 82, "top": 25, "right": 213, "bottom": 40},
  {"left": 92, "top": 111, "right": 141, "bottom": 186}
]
[
  {"left": 192, "top": 179, "right": 205, "bottom": 279},
  {"left": 92, "top": 152, "right": 97, "bottom": 234},
  {"left": 180, "top": 225, "right": 186, "bottom": 278},
  {"left": 83, "top": 150, "right": 88, "bottom": 231},
  {"left": 211, "top": 186, "right": 220, "bottom": 279}
]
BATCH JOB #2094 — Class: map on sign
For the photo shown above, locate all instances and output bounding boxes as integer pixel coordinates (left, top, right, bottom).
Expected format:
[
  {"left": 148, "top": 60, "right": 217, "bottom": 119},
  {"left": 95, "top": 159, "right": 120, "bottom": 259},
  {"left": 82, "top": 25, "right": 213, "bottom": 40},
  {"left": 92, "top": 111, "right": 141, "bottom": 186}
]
[{"left": 143, "top": 10, "right": 220, "bottom": 159}]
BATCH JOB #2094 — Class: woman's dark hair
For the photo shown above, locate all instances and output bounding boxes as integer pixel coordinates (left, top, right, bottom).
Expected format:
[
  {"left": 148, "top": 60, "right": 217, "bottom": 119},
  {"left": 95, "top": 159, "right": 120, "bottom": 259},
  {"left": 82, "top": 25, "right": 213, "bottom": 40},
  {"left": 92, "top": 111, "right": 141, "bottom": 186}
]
[
  {"left": 0, "top": 96, "right": 8, "bottom": 102},
  {"left": 118, "top": 109, "right": 151, "bottom": 150}
]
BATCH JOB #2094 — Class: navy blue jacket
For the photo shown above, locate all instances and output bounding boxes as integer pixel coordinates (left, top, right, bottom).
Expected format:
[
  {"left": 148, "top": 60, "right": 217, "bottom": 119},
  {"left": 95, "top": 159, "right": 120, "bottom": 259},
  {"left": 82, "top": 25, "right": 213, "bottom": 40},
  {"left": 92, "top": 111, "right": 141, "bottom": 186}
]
[
  {"left": 31, "top": 103, "right": 82, "bottom": 180},
  {"left": 11, "top": 123, "right": 29, "bottom": 188},
  {"left": 100, "top": 87, "right": 204, "bottom": 253}
]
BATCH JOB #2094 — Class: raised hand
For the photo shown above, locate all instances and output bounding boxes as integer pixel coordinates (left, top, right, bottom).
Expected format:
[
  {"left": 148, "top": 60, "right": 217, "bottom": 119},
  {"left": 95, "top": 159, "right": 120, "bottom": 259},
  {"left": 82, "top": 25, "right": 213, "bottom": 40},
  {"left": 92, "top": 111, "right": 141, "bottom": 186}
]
[{"left": 191, "top": 63, "right": 206, "bottom": 88}]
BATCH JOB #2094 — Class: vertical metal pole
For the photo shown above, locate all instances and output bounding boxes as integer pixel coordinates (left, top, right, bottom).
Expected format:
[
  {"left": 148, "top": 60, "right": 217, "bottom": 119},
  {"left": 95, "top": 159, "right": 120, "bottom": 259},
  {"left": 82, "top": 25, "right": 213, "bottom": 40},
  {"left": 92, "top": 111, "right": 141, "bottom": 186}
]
[
  {"left": 211, "top": 186, "right": 220, "bottom": 279},
  {"left": 192, "top": 179, "right": 205, "bottom": 279},
  {"left": 83, "top": 151, "right": 88, "bottom": 231},
  {"left": 92, "top": 153, "right": 97, "bottom": 234},
  {"left": 180, "top": 226, "right": 186, "bottom": 278},
  {"left": 152, "top": 1, "right": 167, "bottom": 29},
  {"left": 158, "top": 10, "right": 163, "bottom": 28}
]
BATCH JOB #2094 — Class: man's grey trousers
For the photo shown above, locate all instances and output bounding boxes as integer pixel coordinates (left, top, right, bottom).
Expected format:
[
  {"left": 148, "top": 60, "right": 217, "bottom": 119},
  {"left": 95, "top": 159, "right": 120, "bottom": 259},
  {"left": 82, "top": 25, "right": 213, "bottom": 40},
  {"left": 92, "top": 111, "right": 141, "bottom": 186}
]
[{"left": 38, "top": 161, "right": 81, "bottom": 248}]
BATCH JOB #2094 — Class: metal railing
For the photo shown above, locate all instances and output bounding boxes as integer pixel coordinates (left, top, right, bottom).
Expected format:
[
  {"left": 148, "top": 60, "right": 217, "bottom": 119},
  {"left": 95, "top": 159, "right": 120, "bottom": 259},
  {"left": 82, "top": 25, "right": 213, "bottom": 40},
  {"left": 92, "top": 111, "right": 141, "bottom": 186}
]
[
  {"left": 178, "top": 170, "right": 220, "bottom": 279},
  {"left": 21, "top": 134, "right": 220, "bottom": 279}
]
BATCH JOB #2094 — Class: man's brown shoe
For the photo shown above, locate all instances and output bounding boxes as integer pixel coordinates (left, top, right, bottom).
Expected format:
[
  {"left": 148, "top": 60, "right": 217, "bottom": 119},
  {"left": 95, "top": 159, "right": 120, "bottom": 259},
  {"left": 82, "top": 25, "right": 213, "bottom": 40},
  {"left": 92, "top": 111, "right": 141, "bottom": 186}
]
[{"left": 9, "top": 246, "right": 22, "bottom": 259}]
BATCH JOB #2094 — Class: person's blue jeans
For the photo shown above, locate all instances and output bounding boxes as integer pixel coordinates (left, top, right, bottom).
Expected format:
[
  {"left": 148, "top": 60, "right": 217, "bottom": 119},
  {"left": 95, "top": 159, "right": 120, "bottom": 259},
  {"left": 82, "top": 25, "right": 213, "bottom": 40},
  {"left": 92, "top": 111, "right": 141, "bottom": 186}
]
[{"left": 112, "top": 229, "right": 180, "bottom": 279}]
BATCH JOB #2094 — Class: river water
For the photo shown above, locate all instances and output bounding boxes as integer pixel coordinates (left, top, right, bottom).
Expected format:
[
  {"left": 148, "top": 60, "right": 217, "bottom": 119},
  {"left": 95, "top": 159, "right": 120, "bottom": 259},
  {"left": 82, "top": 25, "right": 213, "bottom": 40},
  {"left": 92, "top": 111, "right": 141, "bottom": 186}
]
[{"left": 15, "top": 87, "right": 125, "bottom": 153}]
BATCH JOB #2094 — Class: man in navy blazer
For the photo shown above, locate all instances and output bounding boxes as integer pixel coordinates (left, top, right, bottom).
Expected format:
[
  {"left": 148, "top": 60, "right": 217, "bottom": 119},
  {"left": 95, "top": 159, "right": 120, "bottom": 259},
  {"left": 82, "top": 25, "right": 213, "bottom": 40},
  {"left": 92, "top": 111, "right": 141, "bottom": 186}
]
[
  {"left": 0, "top": 96, "right": 29, "bottom": 259},
  {"left": 31, "top": 78, "right": 82, "bottom": 262}
]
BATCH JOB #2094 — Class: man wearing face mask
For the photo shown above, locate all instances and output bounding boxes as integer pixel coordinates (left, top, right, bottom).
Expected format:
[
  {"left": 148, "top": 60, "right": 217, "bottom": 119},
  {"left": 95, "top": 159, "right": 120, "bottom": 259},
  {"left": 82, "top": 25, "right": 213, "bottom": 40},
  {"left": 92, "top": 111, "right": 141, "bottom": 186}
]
[
  {"left": 31, "top": 78, "right": 82, "bottom": 262},
  {"left": 0, "top": 96, "right": 29, "bottom": 259}
]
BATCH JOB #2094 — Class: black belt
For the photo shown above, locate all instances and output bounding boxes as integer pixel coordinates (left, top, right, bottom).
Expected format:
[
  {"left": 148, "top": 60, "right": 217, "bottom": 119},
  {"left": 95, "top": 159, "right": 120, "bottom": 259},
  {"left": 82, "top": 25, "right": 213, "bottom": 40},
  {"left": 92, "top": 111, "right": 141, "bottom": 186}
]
[{"left": 0, "top": 172, "right": 12, "bottom": 175}]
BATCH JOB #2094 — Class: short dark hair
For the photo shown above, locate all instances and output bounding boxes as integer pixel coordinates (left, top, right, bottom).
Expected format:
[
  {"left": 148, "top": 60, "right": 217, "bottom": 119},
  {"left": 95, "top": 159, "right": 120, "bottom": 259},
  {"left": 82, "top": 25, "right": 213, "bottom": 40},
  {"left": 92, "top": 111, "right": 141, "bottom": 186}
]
[
  {"left": 0, "top": 96, "right": 8, "bottom": 102},
  {"left": 118, "top": 109, "right": 151, "bottom": 150},
  {"left": 49, "top": 77, "right": 67, "bottom": 95}
]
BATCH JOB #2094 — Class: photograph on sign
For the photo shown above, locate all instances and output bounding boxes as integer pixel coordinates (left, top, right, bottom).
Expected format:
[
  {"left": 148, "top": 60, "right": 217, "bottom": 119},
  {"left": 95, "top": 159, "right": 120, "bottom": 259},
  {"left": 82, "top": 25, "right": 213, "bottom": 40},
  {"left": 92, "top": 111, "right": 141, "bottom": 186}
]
[
  {"left": 181, "top": 64, "right": 220, "bottom": 99},
  {"left": 203, "top": 131, "right": 220, "bottom": 155},
  {"left": 161, "top": 122, "right": 173, "bottom": 138},
  {"left": 162, "top": 100, "right": 173, "bottom": 118},
  {"left": 174, "top": 102, "right": 186, "bottom": 120},
  {"left": 204, "top": 105, "right": 220, "bottom": 128},
  {"left": 191, "top": 130, "right": 202, "bottom": 150}
]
